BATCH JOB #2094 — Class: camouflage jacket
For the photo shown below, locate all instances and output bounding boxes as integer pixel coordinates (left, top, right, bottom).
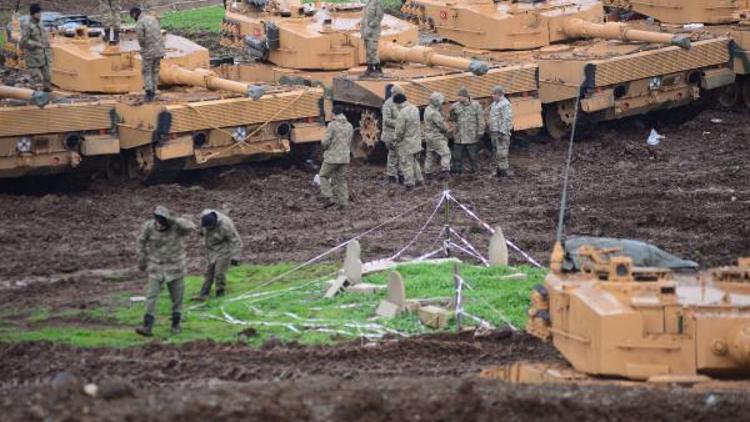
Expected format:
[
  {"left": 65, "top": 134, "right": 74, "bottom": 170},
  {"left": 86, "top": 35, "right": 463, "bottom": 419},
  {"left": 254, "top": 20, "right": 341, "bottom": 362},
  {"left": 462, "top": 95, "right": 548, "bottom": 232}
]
[
  {"left": 394, "top": 102, "right": 423, "bottom": 155},
  {"left": 424, "top": 103, "right": 449, "bottom": 150},
  {"left": 20, "top": 18, "right": 51, "bottom": 68},
  {"left": 380, "top": 97, "right": 399, "bottom": 143},
  {"left": 136, "top": 206, "right": 195, "bottom": 281},
  {"left": 322, "top": 113, "right": 353, "bottom": 164},
  {"left": 450, "top": 100, "right": 485, "bottom": 144},
  {"left": 135, "top": 14, "right": 165, "bottom": 59},
  {"left": 199, "top": 210, "right": 242, "bottom": 264},
  {"left": 488, "top": 97, "right": 513, "bottom": 136},
  {"left": 360, "top": 0, "right": 384, "bottom": 40},
  {"left": 98, "top": 0, "right": 122, "bottom": 28}
]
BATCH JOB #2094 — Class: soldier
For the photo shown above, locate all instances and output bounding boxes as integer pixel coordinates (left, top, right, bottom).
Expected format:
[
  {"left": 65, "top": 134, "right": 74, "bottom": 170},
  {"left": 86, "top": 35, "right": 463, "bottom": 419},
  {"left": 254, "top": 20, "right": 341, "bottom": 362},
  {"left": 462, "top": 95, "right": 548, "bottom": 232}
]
[
  {"left": 450, "top": 87, "right": 485, "bottom": 174},
  {"left": 423, "top": 91, "right": 451, "bottom": 178},
  {"left": 488, "top": 85, "right": 514, "bottom": 177},
  {"left": 135, "top": 206, "right": 195, "bottom": 336},
  {"left": 20, "top": 4, "right": 52, "bottom": 92},
  {"left": 393, "top": 93, "right": 423, "bottom": 189},
  {"left": 319, "top": 106, "right": 354, "bottom": 209},
  {"left": 360, "top": 0, "right": 384, "bottom": 76},
  {"left": 381, "top": 84, "right": 404, "bottom": 183},
  {"left": 130, "top": 7, "right": 165, "bottom": 102},
  {"left": 193, "top": 210, "right": 242, "bottom": 301},
  {"left": 98, "top": 0, "right": 122, "bottom": 44}
]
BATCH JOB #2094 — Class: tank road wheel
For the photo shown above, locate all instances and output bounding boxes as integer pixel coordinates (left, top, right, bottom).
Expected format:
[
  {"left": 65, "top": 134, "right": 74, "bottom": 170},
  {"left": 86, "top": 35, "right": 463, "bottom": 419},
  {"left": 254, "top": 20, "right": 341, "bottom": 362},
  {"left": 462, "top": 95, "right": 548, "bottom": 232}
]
[
  {"left": 742, "top": 77, "right": 750, "bottom": 110},
  {"left": 105, "top": 155, "right": 128, "bottom": 180},
  {"left": 718, "top": 80, "right": 741, "bottom": 109},
  {"left": 127, "top": 146, "right": 156, "bottom": 182},
  {"left": 354, "top": 110, "right": 381, "bottom": 160},
  {"left": 544, "top": 102, "right": 574, "bottom": 140}
]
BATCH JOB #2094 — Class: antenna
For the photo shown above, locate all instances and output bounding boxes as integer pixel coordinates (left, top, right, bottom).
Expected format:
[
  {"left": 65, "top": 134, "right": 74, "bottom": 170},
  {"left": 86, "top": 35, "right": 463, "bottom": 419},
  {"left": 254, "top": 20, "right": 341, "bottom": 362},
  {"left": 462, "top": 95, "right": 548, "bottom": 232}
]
[{"left": 555, "top": 84, "right": 585, "bottom": 244}]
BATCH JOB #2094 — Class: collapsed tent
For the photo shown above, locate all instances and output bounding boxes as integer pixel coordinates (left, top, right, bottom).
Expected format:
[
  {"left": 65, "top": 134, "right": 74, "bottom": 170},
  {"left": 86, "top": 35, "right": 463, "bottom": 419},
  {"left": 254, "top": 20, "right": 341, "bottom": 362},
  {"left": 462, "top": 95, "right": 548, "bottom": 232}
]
[{"left": 563, "top": 236, "right": 699, "bottom": 272}]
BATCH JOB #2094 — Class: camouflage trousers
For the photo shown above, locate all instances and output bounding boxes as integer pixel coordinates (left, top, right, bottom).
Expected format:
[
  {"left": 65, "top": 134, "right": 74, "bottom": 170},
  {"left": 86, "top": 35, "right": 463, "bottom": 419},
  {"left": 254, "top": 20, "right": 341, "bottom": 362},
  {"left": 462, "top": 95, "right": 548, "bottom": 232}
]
[
  {"left": 29, "top": 65, "right": 51, "bottom": 91},
  {"left": 142, "top": 57, "right": 161, "bottom": 92},
  {"left": 452, "top": 142, "right": 480, "bottom": 173},
  {"left": 383, "top": 140, "right": 400, "bottom": 177},
  {"left": 398, "top": 150, "right": 423, "bottom": 187},
  {"left": 491, "top": 132, "right": 511, "bottom": 171},
  {"left": 199, "top": 257, "right": 231, "bottom": 297},
  {"left": 424, "top": 141, "right": 451, "bottom": 174},
  {"left": 319, "top": 162, "right": 349, "bottom": 206},
  {"left": 144, "top": 275, "right": 184, "bottom": 317},
  {"left": 364, "top": 38, "right": 379, "bottom": 65}
]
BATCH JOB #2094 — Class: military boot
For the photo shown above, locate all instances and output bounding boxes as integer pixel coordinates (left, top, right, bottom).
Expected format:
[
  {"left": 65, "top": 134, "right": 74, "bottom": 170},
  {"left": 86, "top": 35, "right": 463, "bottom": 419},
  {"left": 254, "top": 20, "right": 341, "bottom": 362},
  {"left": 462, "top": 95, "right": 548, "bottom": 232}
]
[
  {"left": 144, "top": 90, "right": 155, "bottom": 102},
  {"left": 135, "top": 314, "right": 154, "bottom": 337},
  {"left": 387, "top": 175, "right": 398, "bottom": 184},
  {"left": 216, "top": 289, "right": 225, "bottom": 298},
  {"left": 171, "top": 312, "right": 182, "bottom": 334},
  {"left": 371, "top": 63, "right": 383, "bottom": 76}
]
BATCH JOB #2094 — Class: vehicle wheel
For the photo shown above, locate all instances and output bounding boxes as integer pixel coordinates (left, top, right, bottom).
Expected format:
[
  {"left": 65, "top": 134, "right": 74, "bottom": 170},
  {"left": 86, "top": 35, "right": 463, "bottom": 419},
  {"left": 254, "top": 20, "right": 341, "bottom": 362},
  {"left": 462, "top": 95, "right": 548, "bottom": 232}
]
[
  {"left": 354, "top": 109, "right": 381, "bottom": 159},
  {"left": 544, "top": 103, "right": 573, "bottom": 140},
  {"left": 126, "top": 146, "right": 156, "bottom": 182},
  {"left": 718, "top": 80, "right": 741, "bottom": 108}
]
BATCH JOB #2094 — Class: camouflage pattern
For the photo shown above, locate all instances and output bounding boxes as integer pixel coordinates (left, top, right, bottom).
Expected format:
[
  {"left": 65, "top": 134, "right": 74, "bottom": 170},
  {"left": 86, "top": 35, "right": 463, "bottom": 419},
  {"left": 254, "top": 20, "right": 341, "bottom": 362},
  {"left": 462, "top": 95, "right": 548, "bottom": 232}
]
[
  {"left": 20, "top": 17, "right": 51, "bottom": 90},
  {"left": 135, "top": 14, "right": 165, "bottom": 59},
  {"left": 489, "top": 96, "right": 513, "bottom": 171},
  {"left": 320, "top": 113, "right": 353, "bottom": 206},
  {"left": 381, "top": 85, "right": 404, "bottom": 177},
  {"left": 394, "top": 101, "right": 423, "bottom": 187},
  {"left": 98, "top": 0, "right": 122, "bottom": 29},
  {"left": 137, "top": 206, "right": 195, "bottom": 317},
  {"left": 450, "top": 99, "right": 485, "bottom": 144},
  {"left": 452, "top": 143, "right": 480, "bottom": 173},
  {"left": 360, "top": 0, "right": 384, "bottom": 64},
  {"left": 423, "top": 92, "right": 451, "bottom": 174},
  {"left": 142, "top": 57, "right": 161, "bottom": 92},
  {"left": 198, "top": 209, "right": 241, "bottom": 296}
]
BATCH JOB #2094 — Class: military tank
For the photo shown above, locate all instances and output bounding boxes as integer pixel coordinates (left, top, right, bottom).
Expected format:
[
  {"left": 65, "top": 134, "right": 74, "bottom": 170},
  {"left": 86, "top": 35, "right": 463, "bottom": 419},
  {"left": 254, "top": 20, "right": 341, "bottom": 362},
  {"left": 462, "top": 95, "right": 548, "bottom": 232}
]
[
  {"left": 602, "top": 0, "right": 750, "bottom": 109},
  {"left": 219, "top": 0, "right": 543, "bottom": 157},
  {"left": 1, "top": 13, "right": 325, "bottom": 180},
  {"left": 399, "top": 0, "right": 735, "bottom": 139}
]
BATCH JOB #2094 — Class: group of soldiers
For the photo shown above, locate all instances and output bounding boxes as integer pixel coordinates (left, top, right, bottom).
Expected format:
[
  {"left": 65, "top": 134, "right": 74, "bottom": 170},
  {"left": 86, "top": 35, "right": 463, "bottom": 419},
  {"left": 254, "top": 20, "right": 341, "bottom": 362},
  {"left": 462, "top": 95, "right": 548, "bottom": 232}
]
[
  {"left": 135, "top": 207, "right": 242, "bottom": 336},
  {"left": 18, "top": 2, "right": 163, "bottom": 102},
  {"left": 317, "top": 84, "right": 514, "bottom": 208}
]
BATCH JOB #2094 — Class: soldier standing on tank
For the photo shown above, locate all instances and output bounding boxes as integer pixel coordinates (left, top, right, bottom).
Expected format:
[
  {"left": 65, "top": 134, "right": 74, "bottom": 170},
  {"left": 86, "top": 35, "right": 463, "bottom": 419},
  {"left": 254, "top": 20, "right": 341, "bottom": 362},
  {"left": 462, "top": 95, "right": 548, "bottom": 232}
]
[
  {"left": 20, "top": 4, "right": 52, "bottom": 92},
  {"left": 450, "top": 87, "right": 485, "bottom": 174},
  {"left": 360, "top": 0, "right": 384, "bottom": 76},
  {"left": 488, "top": 85, "right": 514, "bottom": 178},
  {"left": 423, "top": 91, "right": 451, "bottom": 179},
  {"left": 393, "top": 92, "right": 424, "bottom": 189},
  {"left": 319, "top": 106, "right": 354, "bottom": 209},
  {"left": 98, "top": 0, "right": 122, "bottom": 44},
  {"left": 381, "top": 84, "right": 404, "bottom": 183},
  {"left": 135, "top": 206, "right": 195, "bottom": 336},
  {"left": 192, "top": 210, "right": 242, "bottom": 301},
  {"left": 130, "top": 7, "right": 165, "bottom": 102}
]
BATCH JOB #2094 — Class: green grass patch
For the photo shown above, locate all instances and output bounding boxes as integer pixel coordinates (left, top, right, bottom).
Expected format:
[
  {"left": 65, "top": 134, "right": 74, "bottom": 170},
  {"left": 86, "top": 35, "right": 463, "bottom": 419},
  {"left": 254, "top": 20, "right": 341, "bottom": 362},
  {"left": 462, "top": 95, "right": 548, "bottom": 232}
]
[
  {"left": 160, "top": 5, "right": 225, "bottom": 33},
  {"left": 0, "top": 261, "right": 544, "bottom": 348}
]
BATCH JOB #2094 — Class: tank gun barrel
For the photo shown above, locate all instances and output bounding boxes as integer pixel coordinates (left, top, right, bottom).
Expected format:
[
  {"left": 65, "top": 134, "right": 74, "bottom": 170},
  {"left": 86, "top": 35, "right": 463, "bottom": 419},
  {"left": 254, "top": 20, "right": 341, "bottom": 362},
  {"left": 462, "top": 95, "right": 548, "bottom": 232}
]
[
  {"left": 0, "top": 85, "right": 50, "bottom": 108},
  {"left": 378, "top": 43, "right": 489, "bottom": 76},
  {"left": 562, "top": 18, "right": 691, "bottom": 49},
  {"left": 160, "top": 64, "right": 265, "bottom": 99}
]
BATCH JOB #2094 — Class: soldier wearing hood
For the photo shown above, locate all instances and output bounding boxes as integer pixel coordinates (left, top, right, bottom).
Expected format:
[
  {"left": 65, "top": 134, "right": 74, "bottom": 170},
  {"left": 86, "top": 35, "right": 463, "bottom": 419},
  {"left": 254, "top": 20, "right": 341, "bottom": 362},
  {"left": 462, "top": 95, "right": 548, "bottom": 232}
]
[
  {"left": 381, "top": 84, "right": 404, "bottom": 184},
  {"left": 423, "top": 91, "right": 451, "bottom": 177},
  {"left": 319, "top": 106, "right": 354, "bottom": 208},
  {"left": 135, "top": 205, "right": 195, "bottom": 336},
  {"left": 193, "top": 209, "right": 242, "bottom": 300}
]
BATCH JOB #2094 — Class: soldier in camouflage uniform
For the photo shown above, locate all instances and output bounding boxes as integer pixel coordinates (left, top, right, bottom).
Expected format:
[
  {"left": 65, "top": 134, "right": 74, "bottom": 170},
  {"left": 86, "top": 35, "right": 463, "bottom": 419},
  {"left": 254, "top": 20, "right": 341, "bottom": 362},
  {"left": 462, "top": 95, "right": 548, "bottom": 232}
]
[
  {"left": 393, "top": 93, "right": 423, "bottom": 189},
  {"left": 450, "top": 87, "right": 484, "bottom": 174},
  {"left": 423, "top": 91, "right": 451, "bottom": 177},
  {"left": 193, "top": 209, "right": 242, "bottom": 301},
  {"left": 360, "top": 0, "right": 384, "bottom": 76},
  {"left": 488, "top": 85, "right": 514, "bottom": 177},
  {"left": 319, "top": 106, "right": 354, "bottom": 209},
  {"left": 381, "top": 84, "right": 404, "bottom": 183},
  {"left": 135, "top": 205, "right": 195, "bottom": 336},
  {"left": 20, "top": 4, "right": 52, "bottom": 92},
  {"left": 98, "top": 0, "right": 122, "bottom": 44},
  {"left": 130, "top": 7, "right": 165, "bottom": 102}
]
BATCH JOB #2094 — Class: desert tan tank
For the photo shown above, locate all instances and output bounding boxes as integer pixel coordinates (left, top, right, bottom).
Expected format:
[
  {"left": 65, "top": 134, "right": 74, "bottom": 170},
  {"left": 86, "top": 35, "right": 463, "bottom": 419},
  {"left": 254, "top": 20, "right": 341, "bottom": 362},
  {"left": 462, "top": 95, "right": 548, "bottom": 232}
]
[
  {"left": 0, "top": 14, "right": 325, "bottom": 180},
  {"left": 400, "top": 0, "right": 736, "bottom": 139},
  {"left": 602, "top": 0, "right": 750, "bottom": 109},
  {"left": 219, "top": 0, "right": 543, "bottom": 157}
]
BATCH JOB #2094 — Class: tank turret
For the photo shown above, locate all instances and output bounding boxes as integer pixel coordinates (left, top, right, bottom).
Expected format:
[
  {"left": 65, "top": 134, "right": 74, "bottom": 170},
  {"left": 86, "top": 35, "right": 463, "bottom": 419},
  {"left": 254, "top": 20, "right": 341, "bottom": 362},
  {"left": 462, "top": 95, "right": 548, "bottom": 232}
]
[
  {"left": 401, "top": 0, "right": 690, "bottom": 50},
  {"left": 223, "top": 0, "right": 489, "bottom": 74},
  {"left": 0, "top": 85, "right": 50, "bottom": 108},
  {"left": 603, "top": 0, "right": 750, "bottom": 25}
]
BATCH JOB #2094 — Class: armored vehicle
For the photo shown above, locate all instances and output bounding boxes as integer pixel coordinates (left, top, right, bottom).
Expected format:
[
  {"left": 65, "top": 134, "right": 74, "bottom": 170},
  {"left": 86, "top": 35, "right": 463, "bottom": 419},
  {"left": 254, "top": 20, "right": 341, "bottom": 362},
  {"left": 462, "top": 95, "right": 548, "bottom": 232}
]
[{"left": 1, "top": 14, "right": 325, "bottom": 180}]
